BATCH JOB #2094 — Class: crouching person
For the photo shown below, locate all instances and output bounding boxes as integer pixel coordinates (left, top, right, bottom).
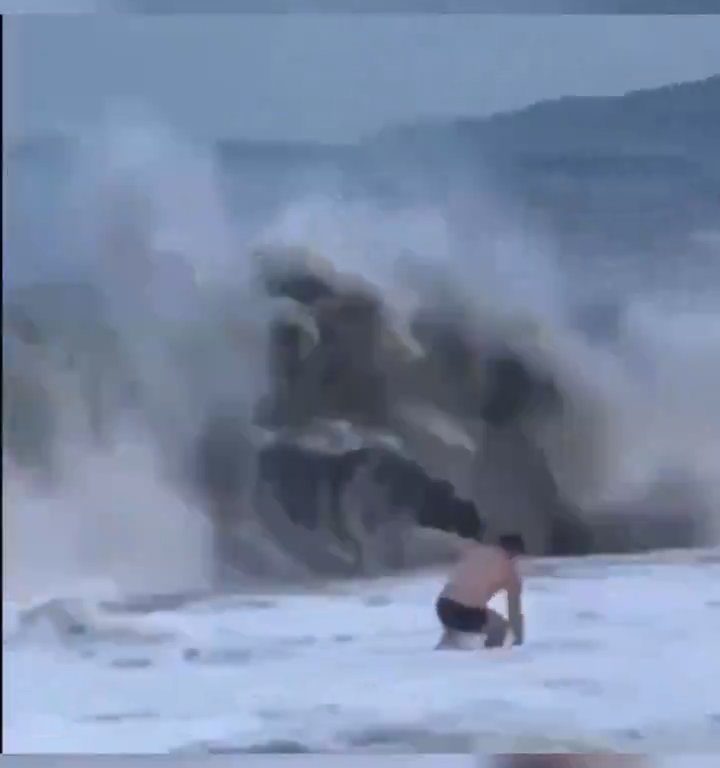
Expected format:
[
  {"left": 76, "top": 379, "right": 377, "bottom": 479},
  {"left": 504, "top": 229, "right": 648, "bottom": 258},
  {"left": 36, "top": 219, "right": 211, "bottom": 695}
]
[{"left": 435, "top": 534, "right": 526, "bottom": 650}]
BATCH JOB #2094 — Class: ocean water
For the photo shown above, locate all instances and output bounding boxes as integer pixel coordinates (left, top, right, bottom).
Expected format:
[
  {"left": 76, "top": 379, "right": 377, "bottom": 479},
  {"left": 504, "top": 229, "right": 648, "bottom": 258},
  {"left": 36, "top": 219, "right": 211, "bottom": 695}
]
[
  {"left": 5, "top": 111, "right": 720, "bottom": 762},
  {"left": 4, "top": 549, "right": 720, "bottom": 754}
]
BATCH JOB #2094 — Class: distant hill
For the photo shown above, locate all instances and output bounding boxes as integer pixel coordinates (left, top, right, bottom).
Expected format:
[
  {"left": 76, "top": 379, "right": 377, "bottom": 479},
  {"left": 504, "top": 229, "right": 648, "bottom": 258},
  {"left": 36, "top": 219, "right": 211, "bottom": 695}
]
[
  {"left": 7, "top": 76, "right": 720, "bottom": 284},
  {"left": 208, "top": 75, "right": 720, "bottom": 190},
  {"left": 359, "top": 76, "right": 720, "bottom": 268},
  {"left": 10, "top": 75, "right": 719, "bottom": 179},
  {"left": 372, "top": 75, "right": 720, "bottom": 162}
]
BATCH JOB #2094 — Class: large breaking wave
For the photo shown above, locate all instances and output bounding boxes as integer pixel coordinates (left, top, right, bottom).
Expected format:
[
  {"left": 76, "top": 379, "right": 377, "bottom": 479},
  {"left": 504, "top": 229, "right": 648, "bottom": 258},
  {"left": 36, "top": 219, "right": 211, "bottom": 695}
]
[{"left": 4, "top": 113, "right": 720, "bottom": 607}]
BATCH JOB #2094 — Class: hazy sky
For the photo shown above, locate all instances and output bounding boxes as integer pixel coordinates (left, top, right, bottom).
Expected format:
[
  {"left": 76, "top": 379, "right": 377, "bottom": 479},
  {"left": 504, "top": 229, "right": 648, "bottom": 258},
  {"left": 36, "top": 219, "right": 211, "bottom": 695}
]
[{"left": 5, "top": 14, "right": 720, "bottom": 143}]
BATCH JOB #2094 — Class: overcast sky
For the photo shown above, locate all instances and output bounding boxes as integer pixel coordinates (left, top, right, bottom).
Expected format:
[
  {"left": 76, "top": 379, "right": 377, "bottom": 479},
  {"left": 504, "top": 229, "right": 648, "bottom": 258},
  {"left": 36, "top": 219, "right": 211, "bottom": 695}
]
[{"left": 5, "top": 14, "right": 720, "bottom": 143}]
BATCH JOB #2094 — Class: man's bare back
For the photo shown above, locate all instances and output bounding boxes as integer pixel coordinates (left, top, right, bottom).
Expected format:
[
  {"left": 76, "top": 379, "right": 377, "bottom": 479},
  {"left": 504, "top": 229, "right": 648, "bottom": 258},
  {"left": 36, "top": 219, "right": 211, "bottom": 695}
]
[{"left": 435, "top": 535, "right": 525, "bottom": 650}]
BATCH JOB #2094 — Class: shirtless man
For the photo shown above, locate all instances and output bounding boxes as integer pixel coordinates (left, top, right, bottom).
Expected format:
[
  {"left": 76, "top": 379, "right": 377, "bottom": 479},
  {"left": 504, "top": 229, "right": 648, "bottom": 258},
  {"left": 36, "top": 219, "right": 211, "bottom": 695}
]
[{"left": 435, "top": 534, "right": 526, "bottom": 650}]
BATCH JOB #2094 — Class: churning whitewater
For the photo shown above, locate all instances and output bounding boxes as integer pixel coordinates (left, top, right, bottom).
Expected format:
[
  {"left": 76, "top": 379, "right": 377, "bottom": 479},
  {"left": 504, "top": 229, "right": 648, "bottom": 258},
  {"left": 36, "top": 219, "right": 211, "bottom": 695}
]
[{"left": 4, "top": 110, "right": 720, "bottom": 753}]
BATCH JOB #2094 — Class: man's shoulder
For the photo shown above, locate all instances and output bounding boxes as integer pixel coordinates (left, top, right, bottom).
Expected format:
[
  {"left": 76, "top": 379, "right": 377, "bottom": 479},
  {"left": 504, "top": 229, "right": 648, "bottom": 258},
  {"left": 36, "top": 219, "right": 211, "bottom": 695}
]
[
  {"left": 459, "top": 542, "right": 498, "bottom": 559},
  {"left": 486, "top": 544, "right": 522, "bottom": 585},
  {"left": 481, "top": 543, "right": 513, "bottom": 564}
]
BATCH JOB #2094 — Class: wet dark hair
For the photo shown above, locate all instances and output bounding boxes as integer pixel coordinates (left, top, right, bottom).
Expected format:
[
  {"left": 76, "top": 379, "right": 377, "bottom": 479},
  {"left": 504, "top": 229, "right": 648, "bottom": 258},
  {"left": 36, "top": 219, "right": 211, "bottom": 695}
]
[{"left": 498, "top": 533, "right": 526, "bottom": 556}]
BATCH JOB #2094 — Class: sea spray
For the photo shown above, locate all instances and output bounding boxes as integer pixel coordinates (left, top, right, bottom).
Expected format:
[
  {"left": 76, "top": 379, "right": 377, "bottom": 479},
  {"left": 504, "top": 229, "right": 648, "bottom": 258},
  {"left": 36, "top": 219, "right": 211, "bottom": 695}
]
[
  {"left": 3, "top": 113, "right": 265, "bottom": 601},
  {"left": 5, "top": 110, "right": 720, "bottom": 605}
]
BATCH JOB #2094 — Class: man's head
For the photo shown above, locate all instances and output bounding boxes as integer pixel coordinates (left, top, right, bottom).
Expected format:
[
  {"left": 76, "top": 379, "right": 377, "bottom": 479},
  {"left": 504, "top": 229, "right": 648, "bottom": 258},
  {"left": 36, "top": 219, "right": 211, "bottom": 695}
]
[{"left": 498, "top": 533, "right": 526, "bottom": 558}]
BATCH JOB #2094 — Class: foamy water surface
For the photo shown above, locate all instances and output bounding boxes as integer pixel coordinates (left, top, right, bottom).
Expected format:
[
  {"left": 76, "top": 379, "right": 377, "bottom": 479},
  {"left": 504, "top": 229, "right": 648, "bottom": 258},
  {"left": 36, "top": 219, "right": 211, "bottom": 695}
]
[{"left": 4, "top": 550, "right": 720, "bottom": 754}]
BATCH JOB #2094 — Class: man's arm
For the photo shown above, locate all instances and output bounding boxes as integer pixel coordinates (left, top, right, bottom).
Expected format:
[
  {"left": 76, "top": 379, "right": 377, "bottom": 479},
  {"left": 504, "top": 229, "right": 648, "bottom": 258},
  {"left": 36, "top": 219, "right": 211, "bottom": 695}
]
[{"left": 506, "top": 576, "right": 524, "bottom": 646}]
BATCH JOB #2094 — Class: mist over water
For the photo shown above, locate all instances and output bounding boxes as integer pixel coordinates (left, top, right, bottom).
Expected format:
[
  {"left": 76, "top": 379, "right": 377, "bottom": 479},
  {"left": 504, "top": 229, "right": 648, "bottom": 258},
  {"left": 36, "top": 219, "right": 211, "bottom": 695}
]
[
  {"left": 4, "top": 114, "right": 262, "bottom": 604},
  {"left": 4, "top": 112, "right": 720, "bottom": 605},
  {"left": 3, "top": 432, "right": 214, "bottom": 605}
]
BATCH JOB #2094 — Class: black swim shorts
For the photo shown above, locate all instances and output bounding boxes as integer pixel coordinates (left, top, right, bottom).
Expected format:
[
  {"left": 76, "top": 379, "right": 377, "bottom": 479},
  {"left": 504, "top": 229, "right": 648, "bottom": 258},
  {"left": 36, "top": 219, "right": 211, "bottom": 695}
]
[{"left": 436, "top": 596, "right": 487, "bottom": 633}]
